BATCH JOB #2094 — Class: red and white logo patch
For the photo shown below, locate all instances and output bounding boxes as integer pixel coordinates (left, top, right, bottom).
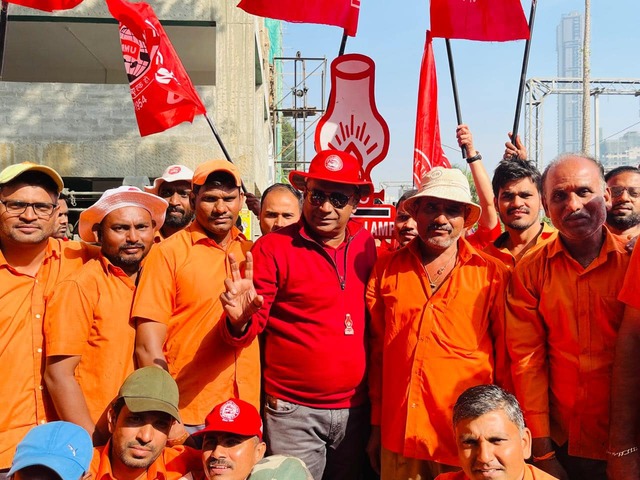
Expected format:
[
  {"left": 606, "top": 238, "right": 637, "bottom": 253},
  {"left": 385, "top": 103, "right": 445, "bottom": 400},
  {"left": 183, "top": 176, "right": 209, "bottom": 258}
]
[
  {"left": 325, "top": 155, "right": 344, "bottom": 172},
  {"left": 220, "top": 400, "right": 240, "bottom": 422},
  {"left": 168, "top": 166, "right": 181, "bottom": 175}
]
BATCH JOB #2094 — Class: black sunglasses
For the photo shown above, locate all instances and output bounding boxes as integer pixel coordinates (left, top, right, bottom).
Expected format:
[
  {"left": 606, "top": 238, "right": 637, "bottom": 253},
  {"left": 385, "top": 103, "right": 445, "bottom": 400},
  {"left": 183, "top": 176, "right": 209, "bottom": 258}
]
[{"left": 305, "top": 189, "right": 357, "bottom": 209}]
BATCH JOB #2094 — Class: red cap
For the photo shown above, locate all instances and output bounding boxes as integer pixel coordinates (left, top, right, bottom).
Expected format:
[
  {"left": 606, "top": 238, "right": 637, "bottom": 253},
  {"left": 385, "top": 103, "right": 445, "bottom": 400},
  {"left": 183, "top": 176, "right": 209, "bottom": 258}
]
[
  {"left": 194, "top": 399, "right": 263, "bottom": 440},
  {"left": 289, "top": 150, "right": 373, "bottom": 196}
]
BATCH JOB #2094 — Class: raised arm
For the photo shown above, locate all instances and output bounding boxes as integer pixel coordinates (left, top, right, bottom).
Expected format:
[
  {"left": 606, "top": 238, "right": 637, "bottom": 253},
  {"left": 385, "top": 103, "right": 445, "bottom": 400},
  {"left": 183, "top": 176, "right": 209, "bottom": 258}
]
[{"left": 456, "top": 124, "right": 498, "bottom": 230}]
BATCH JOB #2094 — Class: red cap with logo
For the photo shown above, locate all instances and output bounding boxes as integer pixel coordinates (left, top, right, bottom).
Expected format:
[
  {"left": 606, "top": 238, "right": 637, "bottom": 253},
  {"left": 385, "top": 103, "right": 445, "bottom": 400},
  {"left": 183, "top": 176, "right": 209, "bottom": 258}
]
[
  {"left": 289, "top": 149, "right": 373, "bottom": 196},
  {"left": 194, "top": 398, "right": 263, "bottom": 440}
]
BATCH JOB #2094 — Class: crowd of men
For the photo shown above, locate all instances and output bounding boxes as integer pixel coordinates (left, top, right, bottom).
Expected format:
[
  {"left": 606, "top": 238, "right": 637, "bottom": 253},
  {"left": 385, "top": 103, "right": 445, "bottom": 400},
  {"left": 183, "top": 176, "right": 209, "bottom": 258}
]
[{"left": 2, "top": 126, "right": 640, "bottom": 480}]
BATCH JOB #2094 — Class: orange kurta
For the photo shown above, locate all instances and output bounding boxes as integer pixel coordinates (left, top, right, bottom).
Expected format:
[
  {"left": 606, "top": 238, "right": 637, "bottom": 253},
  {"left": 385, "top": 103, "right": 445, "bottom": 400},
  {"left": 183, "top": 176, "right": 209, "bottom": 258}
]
[
  {"left": 131, "top": 222, "right": 258, "bottom": 425},
  {"left": 0, "top": 239, "right": 97, "bottom": 468},
  {"left": 367, "top": 237, "right": 509, "bottom": 466},
  {"left": 435, "top": 464, "right": 558, "bottom": 480},
  {"left": 507, "top": 229, "right": 629, "bottom": 460},
  {"left": 44, "top": 254, "right": 137, "bottom": 437},
  {"left": 91, "top": 440, "right": 202, "bottom": 480},
  {"left": 483, "top": 223, "right": 556, "bottom": 270},
  {"left": 619, "top": 240, "right": 640, "bottom": 308}
]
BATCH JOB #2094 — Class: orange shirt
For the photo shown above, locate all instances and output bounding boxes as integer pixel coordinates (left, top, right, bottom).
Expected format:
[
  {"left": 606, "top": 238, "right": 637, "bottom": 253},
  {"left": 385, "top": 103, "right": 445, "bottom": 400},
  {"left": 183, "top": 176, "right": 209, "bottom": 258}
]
[
  {"left": 131, "top": 222, "right": 258, "bottom": 425},
  {"left": 435, "top": 464, "right": 557, "bottom": 480},
  {"left": 507, "top": 229, "right": 629, "bottom": 460},
  {"left": 44, "top": 254, "right": 137, "bottom": 438},
  {"left": 0, "top": 239, "right": 97, "bottom": 468},
  {"left": 483, "top": 223, "right": 556, "bottom": 270},
  {"left": 619, "top": 240, "right": 640, "bottom": 308},
  {"left": 91, "top": 440, "right": 202, "bottom": 480},
  {"left": 367, "top": 238, "right": 509, "bottom": 466}
]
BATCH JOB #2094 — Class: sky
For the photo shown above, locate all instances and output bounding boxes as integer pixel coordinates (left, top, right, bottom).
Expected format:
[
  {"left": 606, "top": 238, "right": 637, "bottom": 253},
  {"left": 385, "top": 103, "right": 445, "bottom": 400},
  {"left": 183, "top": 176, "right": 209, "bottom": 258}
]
[{"left": 280, "top": 0, "right": 640, "bottom": 197}]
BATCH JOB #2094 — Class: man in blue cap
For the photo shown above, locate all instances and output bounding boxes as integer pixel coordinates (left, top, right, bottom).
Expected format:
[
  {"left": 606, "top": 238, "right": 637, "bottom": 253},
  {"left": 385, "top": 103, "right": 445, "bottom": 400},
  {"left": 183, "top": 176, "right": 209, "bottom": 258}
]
[{"left": 8, "top": 421, "right": 92, "bottom": 480}]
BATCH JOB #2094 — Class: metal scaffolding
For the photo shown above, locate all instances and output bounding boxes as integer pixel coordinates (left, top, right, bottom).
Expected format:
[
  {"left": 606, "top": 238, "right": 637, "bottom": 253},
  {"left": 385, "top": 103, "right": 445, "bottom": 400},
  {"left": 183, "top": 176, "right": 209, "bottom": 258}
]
[
  {"left": 271, "top": 53, "right": 327, "bottom": 181},
  {"left": 525, "top": 77, "right": 640, "bottom": 170}
]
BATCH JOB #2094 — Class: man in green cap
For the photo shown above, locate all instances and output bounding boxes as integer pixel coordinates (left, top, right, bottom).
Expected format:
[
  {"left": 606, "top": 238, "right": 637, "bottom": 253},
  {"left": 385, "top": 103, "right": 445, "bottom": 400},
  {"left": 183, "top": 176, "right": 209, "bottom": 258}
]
[{"left": 90, "top": 367, "right": 202, "bottom": 480}]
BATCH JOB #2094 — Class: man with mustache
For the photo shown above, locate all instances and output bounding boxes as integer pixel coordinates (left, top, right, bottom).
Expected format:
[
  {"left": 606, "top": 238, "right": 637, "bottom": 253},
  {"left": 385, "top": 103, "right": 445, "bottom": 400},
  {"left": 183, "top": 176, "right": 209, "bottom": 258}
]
[
  {"left": 436, "top": 385, "right": 557, "bottom": 480},
  {"left": 196, "top": 399, "right": 312, "bottom": 480},
  {"left": 484, "top": 159, "right": 555, "bottom": 270},
  {"left": 366, "top": 167, "right": 509, "bottom": 479},
  {"left": 506, "top": 154, "right": 630, "bottom": 480},
  {"left": 44, "top": 186, "right": 166, "bottom": 444},
  {"left": 604, "top": 166, "right": 640, "bottom": 240},
  {"left": 133, "top": 160, "right": 259, "bottom": 435},
  {"left": 0, "top": 162, "right": 98, "bottom": 477},
  {"left": 91, "top": 367, "right": 202, "bottom": 480},
  {"left": 145, "top": 164, "right": 195, "bottom": 241},
  {"left": 393, "top": 189, "right": 418, "bottom": 248}
]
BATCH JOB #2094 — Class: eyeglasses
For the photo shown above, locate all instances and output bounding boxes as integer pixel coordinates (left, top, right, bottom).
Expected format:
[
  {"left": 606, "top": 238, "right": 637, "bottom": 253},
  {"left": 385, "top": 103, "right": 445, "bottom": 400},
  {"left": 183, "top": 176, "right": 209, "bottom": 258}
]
[
  {"left": 0, "top": 199, "right": 58, "bottom": 217},
  {"left": 610, "top": 186, "right": 640, "bottom": 199},
  {"left": 306, "top": 189, "right": 357, "bottom": 209}
]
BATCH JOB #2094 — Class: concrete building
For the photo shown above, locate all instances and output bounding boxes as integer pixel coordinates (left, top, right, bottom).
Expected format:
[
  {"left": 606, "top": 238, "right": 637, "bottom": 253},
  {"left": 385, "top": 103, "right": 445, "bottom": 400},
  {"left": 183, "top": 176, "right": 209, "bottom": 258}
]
[
  {"left": 556, "top": 11, "right": 583, "bottom": 153},
  {"left": 0, "top": 0, "right": 276, "bottom": 236},
  {"left": 601, "top": 131, "right": 640, "bottom": 170}
]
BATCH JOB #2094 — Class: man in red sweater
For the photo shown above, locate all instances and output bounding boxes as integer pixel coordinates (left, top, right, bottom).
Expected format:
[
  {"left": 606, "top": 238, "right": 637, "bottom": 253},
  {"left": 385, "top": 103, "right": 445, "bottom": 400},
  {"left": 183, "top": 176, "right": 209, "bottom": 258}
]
[{"left": 221, "top": 149, "right": 377, "bottom": 480}]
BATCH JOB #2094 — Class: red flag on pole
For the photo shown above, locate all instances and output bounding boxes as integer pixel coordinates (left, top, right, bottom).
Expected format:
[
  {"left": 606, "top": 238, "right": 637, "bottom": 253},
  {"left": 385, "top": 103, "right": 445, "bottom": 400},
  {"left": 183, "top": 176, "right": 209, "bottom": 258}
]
[
  {"left": 4, "top": 0, "right": 82, "bottom": 10},
  {"left": 237, "top": 0, "right": 360, "bottom": 37},
  {"left": 413, "top": 31, "right": 450, "bottom": 187},
  {"left": 430, "top": 0, "right": 529, "bottom": 41},
  {"left": 106, "top": 0, "right": 206, "bottom": 137}
]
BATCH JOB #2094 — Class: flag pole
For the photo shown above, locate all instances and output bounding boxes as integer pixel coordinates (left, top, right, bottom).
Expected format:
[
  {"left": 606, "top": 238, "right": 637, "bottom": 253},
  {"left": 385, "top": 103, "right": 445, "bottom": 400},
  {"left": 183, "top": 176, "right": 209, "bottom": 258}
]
[
  {"left": 510, "top": 0, "right": 538, "bottom": 145},
  {"left": 338, "top": 30, "right": 347, "bottom": 56},
  {"left": 444, "top": 39, "right": 466, "bottom": 158},
  {"left": 204, "top": 113, "right": 248, "bottom": 193},
  {"left": 0, "top": 1, "right": 9, "bottom": 80}
]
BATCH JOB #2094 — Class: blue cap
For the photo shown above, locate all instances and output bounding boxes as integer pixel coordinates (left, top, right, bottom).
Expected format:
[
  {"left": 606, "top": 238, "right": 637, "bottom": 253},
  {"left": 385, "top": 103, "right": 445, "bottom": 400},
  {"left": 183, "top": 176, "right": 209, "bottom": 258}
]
[{"left": 8, "top": 422, "right": 93, "bottom": 479}]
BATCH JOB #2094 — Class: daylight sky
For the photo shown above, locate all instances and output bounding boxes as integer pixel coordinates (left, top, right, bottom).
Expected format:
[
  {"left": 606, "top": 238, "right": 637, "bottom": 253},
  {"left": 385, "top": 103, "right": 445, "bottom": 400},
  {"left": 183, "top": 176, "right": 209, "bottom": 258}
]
[{"left": 280, "top": 0, "right": 640, "bottom": 195}]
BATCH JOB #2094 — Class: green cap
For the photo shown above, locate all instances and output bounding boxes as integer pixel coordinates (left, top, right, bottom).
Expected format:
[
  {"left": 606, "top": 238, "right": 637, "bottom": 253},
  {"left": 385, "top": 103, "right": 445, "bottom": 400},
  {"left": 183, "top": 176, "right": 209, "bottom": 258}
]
[
  {"left": 0, "top": 162, "right": 64, "bottom": 193},
  {"left": 118, "top": 367, "right": 180, "bottom": 422}
]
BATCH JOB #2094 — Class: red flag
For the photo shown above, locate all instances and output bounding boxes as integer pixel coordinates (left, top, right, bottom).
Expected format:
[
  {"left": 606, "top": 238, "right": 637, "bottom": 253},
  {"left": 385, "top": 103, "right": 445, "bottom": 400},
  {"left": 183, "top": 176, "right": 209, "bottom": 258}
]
[
  {"left": 106, "top": 0, "right": 206, "bottom": 137},
  {"left": 413, "top": 31, "right": 450, "bottom": 187},
  {"left": 4, "top": 0, "right": 83, "bottom": 11},
  {"left": 430, "top": 0, "right": 529, "bottom": 42},
  {"left": 237, "top": 0, "right": 360, "bottom": 37}
]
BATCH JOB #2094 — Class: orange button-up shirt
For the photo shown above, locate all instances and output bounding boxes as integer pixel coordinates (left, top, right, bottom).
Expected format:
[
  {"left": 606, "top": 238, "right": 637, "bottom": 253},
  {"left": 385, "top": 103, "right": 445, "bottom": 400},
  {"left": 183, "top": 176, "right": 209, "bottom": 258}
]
[
  {"left": 131, "top": 222, "right": 258, "bottom": 425},
  {"left": 0, "top": 239, "right": 97, "bottom": 468},
  {"left": 436, "top": 464, "right": 557, "bottom": 480},
  {"left": 507, "top": 229, "right": 629, "bottom": 460},
  {"left": 483, "top": 223, "right": 556, "bottom": 270},
  {"left": 619, "top": 242, "right": 640, "bottom": 308},
  {"left": 91, "top": 440, "right": 202, "bottom": 480},
  {"left": 44, "top": 254, "right": 138, "bottom": 437},
  {"left": 367, "top": 238, "right": 509, "bottom": 466}
]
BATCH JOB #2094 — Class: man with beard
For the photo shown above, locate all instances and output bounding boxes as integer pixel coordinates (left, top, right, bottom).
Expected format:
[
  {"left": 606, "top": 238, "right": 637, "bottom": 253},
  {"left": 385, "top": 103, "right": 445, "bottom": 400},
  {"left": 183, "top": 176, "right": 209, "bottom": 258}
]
[
  {"left": 507, "top": 154, "right": 630, "bottom": 480},
  {"left": 44, "top": 186, "right": 167, "bottom": 445},
  {"left": 52, "top": 191, "right": 70, "bottom": 240},
  {"left": 145, "top": 165, "right": 195, "bottom": 241},
  {"left": 91, "top": 367, "right": 202, "bottom": 480},
  {"left": 484, "top": 159, "right": 555, "bottom": 270},
  {"left": 0, "top": 162, "right": 98, "bottom": 477},
  {"left": 133, "top": 160, "right": 258, "bottom": 434},
  {"left": 366, "top": 167, "right": 509, "bottom": 479},
  {"left": 605, "top": 166, "right": 640, "bottom": 239}
]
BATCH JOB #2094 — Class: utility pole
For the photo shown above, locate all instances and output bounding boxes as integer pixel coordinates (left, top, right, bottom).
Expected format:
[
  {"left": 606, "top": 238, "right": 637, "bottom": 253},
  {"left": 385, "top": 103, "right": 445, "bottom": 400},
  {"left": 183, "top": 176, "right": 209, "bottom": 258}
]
[{"left": 582, "top": 0, "right": 591, "bottom": 153}]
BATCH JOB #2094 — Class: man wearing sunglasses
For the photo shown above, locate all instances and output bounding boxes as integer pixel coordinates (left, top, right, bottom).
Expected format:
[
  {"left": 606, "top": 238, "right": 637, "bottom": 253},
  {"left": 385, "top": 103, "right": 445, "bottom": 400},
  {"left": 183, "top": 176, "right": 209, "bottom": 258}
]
[
  {"left": 220, "top": 149, "right": 377, "bottom": 480},
  {"left": 0, "top": 162, "right": 98, "bottom": 478},
  {"left": 604, "top": 166, "right": 640, "bottom": 240}
]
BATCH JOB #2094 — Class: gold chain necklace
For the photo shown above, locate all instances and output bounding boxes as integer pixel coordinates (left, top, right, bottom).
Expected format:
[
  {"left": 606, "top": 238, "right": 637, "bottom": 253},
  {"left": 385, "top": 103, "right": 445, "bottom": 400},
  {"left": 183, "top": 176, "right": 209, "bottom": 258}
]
[{"left": 424, "top": 250, "right": 457, "bottom": 290}]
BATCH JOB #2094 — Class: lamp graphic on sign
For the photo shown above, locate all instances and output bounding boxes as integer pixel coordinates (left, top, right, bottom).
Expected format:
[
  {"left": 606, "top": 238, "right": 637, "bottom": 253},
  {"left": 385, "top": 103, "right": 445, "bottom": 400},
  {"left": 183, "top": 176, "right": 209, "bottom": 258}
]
[{"left": 314, "top": 54, "right": 390, "bottom": 205}]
